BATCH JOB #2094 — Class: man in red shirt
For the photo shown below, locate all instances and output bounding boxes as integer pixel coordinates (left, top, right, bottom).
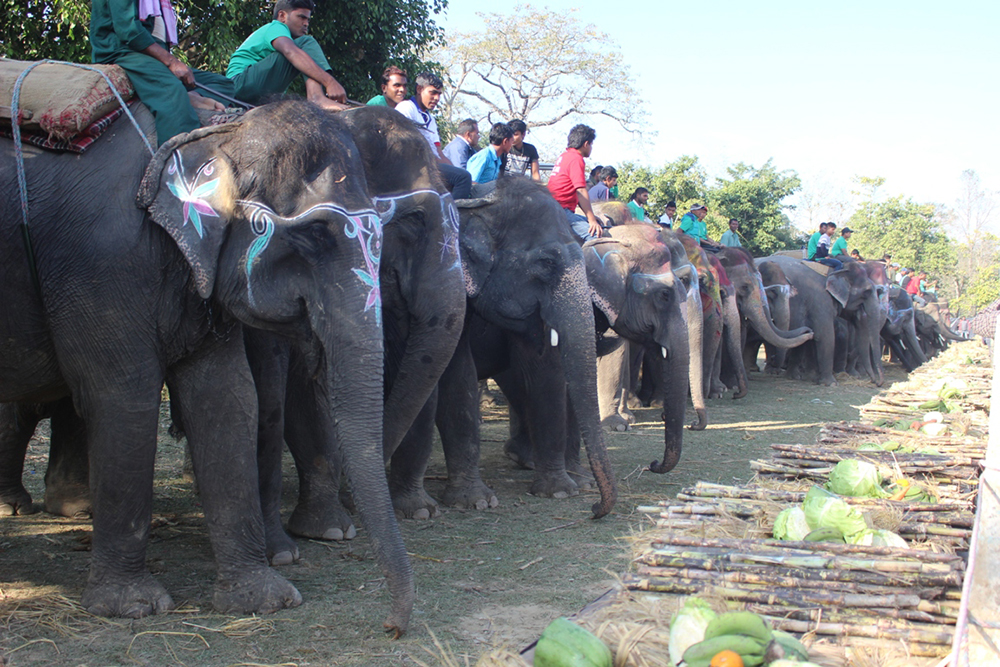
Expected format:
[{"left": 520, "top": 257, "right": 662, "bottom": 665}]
[{"left": 547, "top": 124, "right": 603, "bottom": 241}]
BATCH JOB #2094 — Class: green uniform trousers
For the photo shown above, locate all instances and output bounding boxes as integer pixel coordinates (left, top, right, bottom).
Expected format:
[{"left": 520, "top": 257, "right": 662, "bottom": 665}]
[
  {"left": 229, "top": 35, "right": 331, "bottom": 104},
  {"left": 112, "top": 51, "right": 236, "bottom": 146}
]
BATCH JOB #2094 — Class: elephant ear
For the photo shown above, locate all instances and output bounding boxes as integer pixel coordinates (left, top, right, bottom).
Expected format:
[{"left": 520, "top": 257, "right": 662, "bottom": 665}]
[
  {"left": 459, "top": 212, "right": 495, "bottom": 298},
  {"left": 826, "top": 272, "right": 851, "bottom": 309},
  {"left": 583, "top": 238, "right": 630, "bottom": 326},
  {"left": 138, "top": 124, "right": 241, "bottom": 299}
]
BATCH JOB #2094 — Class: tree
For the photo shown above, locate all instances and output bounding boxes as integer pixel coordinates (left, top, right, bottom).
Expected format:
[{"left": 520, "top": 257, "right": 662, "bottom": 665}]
[
  {"left": 848, "top": 195, "right": 957, "bottom": 284},
  {"left": 708, "top": 159, "right": 802, "bottom": 256},
  {"left": 1, "top": 0, "right": 445, "bottom": 101},
  {"left": 615, "top": 156, "right": 708, "bottom": 217},
  {"left": 433, "top": 5, "right": 644, "bottom": 131}
]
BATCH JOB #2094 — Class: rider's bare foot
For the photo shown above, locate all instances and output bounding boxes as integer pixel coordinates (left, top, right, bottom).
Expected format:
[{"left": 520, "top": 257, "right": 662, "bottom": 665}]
[
  {"left": 311, "top": 97, "right": 349, "bottom": 112},
  {"left": 188, "top": 92, "right": 225, "bottom": 112}
]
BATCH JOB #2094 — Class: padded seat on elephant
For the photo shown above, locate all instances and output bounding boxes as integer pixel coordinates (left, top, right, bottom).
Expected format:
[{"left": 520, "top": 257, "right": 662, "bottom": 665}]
[{"left": 804, "top": 260, "right": 832, "bottom": 276}]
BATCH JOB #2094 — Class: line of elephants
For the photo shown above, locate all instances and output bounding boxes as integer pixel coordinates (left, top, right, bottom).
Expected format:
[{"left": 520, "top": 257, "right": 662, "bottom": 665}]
[{"left": 0, "top": 100, "right": 966, "bottom": 636}]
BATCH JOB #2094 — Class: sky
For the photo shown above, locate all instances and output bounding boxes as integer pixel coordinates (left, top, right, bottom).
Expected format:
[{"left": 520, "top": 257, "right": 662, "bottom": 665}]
[{"left": 436, "top": 0, "right": 1000, "bottom": 231}]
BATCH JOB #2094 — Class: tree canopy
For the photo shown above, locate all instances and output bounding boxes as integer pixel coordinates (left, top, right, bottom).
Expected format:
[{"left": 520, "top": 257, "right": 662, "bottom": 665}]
[
  {"left": 848, "top": 195, "right": 956, "bottom": 279},
  {"left": 0, "top": 0, "right": 445, "bottom": 100},
  {"left": 433, "top": 4, "right": 644, "bottom": 132}
]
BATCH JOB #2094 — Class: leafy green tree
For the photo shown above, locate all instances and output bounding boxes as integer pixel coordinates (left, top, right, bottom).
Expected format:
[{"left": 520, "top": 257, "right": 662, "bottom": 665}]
[
  {"left": 951, "top": 261, "right": 1000, "bottom": 315},
  {"left": 433, "top": 4, "right": 645, "bottom": 131},
  {"left": 1, "top": 0, "right": 445, "bottom": 101},
  {"left": 614, "top": 156, "right": 708, "bottom": 218},
  {"left": 848, "top": 195, "right": 957, "bottom": 283},
  {"left": 708, "top": 159, "right": 802, "bottom": 256}
]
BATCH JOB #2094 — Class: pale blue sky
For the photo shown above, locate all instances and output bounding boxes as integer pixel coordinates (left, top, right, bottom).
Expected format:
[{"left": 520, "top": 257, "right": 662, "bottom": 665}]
[{"left": 437, "top": 1, "right": 999, "bottom": 229}]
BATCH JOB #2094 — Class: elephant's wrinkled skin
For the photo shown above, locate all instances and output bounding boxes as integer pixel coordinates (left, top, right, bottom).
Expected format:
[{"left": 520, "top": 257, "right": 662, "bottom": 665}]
[
  {"left": 915, "top": 300, "right": 963, "bottom": 357},
  {"left": 391, "top": 178, "right": 617, "bottom": 518},
  {"left": 0, "top": 102, "right": 407, "bottom": 629},
  {"left": 763, "top": 256, "right": 884, "bottom": 386},
  {"left": 744, "top": 258, "right": 798, "bottom": 374},
  {"left": 881, "top": 287, "right": 927, "bottom": 371}
]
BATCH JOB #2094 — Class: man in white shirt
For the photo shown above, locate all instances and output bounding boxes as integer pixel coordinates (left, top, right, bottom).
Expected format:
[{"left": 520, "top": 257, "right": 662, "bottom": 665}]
[
  {"left": 658, "top": 200, "right": 677, "bottom": 229},
  {"left": 395, "top": 72, "right": 472, "bottom": 199}
]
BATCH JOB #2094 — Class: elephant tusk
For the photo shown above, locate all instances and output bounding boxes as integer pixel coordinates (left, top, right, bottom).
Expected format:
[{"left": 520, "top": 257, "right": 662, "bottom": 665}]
[
  {"left": 661, "top": 346, "right": 667, "bottom": 359},
  {"left": 550, "top": 329, "right": 559, "bottom": 347}
]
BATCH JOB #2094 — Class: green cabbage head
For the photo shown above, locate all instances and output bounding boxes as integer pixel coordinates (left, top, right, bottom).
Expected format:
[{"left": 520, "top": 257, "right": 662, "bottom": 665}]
[
  {"left": 772, "top": 506, "right": 811, "bottom": 541},
  {"left": 803, "top": 486, "right": 868, "bottom": 538}
]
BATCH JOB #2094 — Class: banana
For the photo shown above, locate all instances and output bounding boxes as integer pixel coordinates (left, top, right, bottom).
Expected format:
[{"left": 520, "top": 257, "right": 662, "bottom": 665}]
[
  {"left": 773, "top": 630, "right": 810, "bottom": 662},
  {"left": 703, "top": 611, "right": 774, "bottom": 644},
  {"left": 681, "top": 634, "right": 768, "bottom": 667}
]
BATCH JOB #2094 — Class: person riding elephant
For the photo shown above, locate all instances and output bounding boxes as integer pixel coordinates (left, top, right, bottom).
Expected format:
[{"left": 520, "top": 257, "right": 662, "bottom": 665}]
[
  {"left": 503, "top": 224, "right": 692, "bottom": 476},
  {"left": 716, "top": 248, "right": 813, "bottom": 392},
  {"left": 386, "top": 177, "right": 618, "bottom": 518},
  {"left": 0, "top": 100, "right": 413, "bottom": 634},
  {"left": 762, "top": 256, "right": 884, "bottom": 386}
]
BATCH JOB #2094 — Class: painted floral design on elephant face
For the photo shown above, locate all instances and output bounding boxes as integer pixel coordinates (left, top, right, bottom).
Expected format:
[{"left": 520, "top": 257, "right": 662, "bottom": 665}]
[{"left": 165, "top": 153, "right": 219, "bottom": 238}]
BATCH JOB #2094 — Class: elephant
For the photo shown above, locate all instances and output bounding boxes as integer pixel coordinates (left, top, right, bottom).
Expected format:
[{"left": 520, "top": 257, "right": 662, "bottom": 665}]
[
  {"left": 743, "top": 258, "right": 798, "bottom": 374},
  {"left": 387, "top": 177, "right": 617, "bottom": 518},
  {"left": 914, "top": 300, "right": 963, "bottom": 357},
  {"left": 0, "top": 100, "right": 413, "bottom": 633},
  {"left": 762, "top": 256, "right": 884, "bottom": 386},
  {"left": 247, "top": 107, "right": 466, "bottom": 568},
  {"left": 716, "top": 248, "right": 813, "bottom": 394},
  {"left": 880, "top": 286, "right": 927, "bottom": 371},
  {"left": 504, "top": 223, "right": 692, "bottom": 476}
]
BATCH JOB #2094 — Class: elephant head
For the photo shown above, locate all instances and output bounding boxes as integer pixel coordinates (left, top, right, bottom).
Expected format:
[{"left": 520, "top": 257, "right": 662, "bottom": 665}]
[
  {"left": 915, "top": 300, "right": 963, "bottom": 355},
  {"left": 755, "top": 258, "right": 800, "bottom": 373},
  {"left": 138, "top": 101, "right": 413, "bottom": 635},
  {"left": 825, "top": 262, "right": 885, "bottom": 386},
  {"left": 883, "top": 286, "right": 927, "bottom": 370},
  {"left": 584, "top": 225, "right": 690, "bottom": 473},
  {"left": 458, "top": 178, "right": 616, "bottom": 517}
]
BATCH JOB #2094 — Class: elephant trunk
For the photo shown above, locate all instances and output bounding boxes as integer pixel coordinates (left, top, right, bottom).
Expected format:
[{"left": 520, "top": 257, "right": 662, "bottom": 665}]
[
  {"left": 745, "top": 279, "right": 813, "bottom": 349},
  {"left": 940, "top": 323, "right": 965, "bottom": 341},
  {"left": 318, "top": 315, "right": 414, "bottom": 637},
  {"left": 854, "top": 304, "right": 884, "bottom": 387},
  {"left": 684, "top": 279, "right": 708, "bottom": 430},
  {"left": 544, "top": 261, "right": 617, "bottom": 518},
  {"left": 653, "top": 308, "right": 689, "bottom": 473},
  {"left": 723, "top": 292, "right": 749, "bottom": 399}
]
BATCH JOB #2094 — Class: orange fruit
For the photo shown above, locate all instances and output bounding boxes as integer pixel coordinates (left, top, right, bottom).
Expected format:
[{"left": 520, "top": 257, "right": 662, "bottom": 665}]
[{"left": 710, "top": 649, "right": 744, "bottom": 667}]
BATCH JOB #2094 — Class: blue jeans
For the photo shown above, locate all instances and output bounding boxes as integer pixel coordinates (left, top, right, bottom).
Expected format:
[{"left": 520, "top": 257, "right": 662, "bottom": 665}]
[
  {"left": 564, "top": 209, "right": 598, "bottom": 242},
  {"left": 817, "top": 257, "right": 843, "bottom": 270}
]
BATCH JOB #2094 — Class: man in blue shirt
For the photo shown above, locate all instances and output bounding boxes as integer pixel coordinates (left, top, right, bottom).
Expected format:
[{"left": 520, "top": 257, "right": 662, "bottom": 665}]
[
  {"left": 680, "top": 203, "right": 722, "bottom": 249},
  {"left": 466, "top": 122, "right": 514, "bottom": 197},
  {"left": 588, "top": 166, "right": 618, "bottom": 201},
  {"left": 443, "top": 118, "right": 479, "bottom": 169}
]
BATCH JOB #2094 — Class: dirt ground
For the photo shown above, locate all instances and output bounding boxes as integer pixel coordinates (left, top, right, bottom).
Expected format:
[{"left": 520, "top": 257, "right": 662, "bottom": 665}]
[{"left": 0, "top": 362, "right": 906, "bottom": 666}]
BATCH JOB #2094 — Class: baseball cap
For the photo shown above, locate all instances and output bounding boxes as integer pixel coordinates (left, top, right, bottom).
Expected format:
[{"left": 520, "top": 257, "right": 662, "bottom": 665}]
[{"left": 690, "top": 203, "right": 707, "bottom": 211}]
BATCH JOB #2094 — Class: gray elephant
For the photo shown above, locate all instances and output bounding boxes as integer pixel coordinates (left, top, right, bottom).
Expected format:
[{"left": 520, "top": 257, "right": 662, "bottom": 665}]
[
  {"left": 881, "top": 286, "right": 927, "bottom": 371},
  {"left": 716, "top": 247, "right": 812, "bottom": 394},
  {"left": 0, "top": 101, "right": 412, "bottom": 633},
  {"left": 915, "top": 300, "right": 963, "bottom": 357},
  {"left": 744, "top": 257, "right": 798, "bottom": 374},
  {"left": 388, "top": 177, "right": 617, "bottom": 517},
  {"left": 762, "top": 256, "right": 884, "bottom": 386}
]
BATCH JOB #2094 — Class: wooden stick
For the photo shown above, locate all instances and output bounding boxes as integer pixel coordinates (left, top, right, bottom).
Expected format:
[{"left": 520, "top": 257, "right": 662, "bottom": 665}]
[{"left": 758, "top": 614, "right": 954, "bottom": 645}]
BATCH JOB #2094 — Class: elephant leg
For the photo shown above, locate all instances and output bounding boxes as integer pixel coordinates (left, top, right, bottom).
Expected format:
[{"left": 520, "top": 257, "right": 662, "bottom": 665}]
[
  {"left": 635, "top": 348, "right": 662, "bottom": 407},
  {"left": 437, "top": 338, "right": 499, "bottom": 510},
  {"left": 244, "top": 331, "right": 300, "bottom": 566},
  {"left": 626, "top": 342, "right": 645, "bottom": 409},
  {"left": 0, "top": 402, "right": 45, "bottom": 516},
  {"left": 388, "top": 390, "right": 440, "bottom": 519},
  {"left": 166, "top": 336, "right": 301, "bottom": 615},
  {"left": 43, "top": 397, "right": 91, "bottom": 518},
  {"left": 284, "top": 346, "right": 357, "bottom": 544},
  {"left": 498, "top": 370, "right": 534, "bottom": 470},
  {"left": 596, "top": 335, "right": 632, "bottom": 432},
  {"left": 702, "top": 311, "right": 723, "bottom": 399},
  {"left": 814, "top": 319, "right": 838, "bottom": 386}
]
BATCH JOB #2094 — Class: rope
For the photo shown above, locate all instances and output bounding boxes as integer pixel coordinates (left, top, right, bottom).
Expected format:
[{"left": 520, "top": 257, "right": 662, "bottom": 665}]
[{"left": 10, "top": 59, "right": 156, "bottom": 301}]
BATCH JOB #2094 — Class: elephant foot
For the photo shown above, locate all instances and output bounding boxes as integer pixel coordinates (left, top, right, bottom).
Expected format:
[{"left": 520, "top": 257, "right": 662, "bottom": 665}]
[
  {"left": 601, "top": 414, "right": 631, "bottom": 433},
  {"left": 503, "top": 437, "right": 534, "bottom": 470},
  {"left": 44, "top": 484, "right": 92, "bottom": 519},
  {"left": 566, "top": 462, "right": 594, "bottom": 491},
  {"left": 764, "top": 364, "right": 782, "bottom": 375},
  {"left": 0, "top": 487, "right": 37, "bottom": 516},
  {"left": 214, "top": 567, "right": 302, "bottom": 615},
  {"left": 819, "top": 376, "right": 838, "bottom": 387},
  {"left": 626, "top": 392, "right": 644, "bottom": 410},
  {"left": 82, "top": 573, "right": 175, "bottom": 618},
  {"left": 647, "top": 398, "right": 664, "bottom": 409},
  {"left": 392, "top": 488, "right": 439, "bottom": 520},
  {"left": 442, "top": 477, "right": 499, "bottom": 510},
  {"left": 529, "top": 471, "right": 579, "bottom": 499},
  {"left": 288, "top": 502, "right": 357, "bottom": 542}
]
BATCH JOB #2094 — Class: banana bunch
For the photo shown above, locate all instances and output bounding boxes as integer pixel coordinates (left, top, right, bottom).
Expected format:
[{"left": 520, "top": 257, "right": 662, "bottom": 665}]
[{"left": 680, "top": 612, "right": 813, "bottom": 667}]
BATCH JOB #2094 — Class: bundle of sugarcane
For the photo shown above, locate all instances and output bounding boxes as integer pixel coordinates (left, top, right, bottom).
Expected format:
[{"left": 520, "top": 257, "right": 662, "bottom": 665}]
[{"left": 768, "top": 443, "right": 982, "bottom": 472}]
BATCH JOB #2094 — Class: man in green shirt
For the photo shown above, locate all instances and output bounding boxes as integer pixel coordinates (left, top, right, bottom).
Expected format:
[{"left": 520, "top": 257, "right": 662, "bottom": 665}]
[
  {"left": 365, "top": 66, "right": 408, "bottom": 108},
  {"left": 227, "top": 0, "right": 347, "bottom": 110},
  {"left": 830, "top": 227, "right": 853, "bottom": 257},
  {"left": 719, "top": 219, "right": 742, "bottom": 248},
  {"left": 626, "top": 188, "right": 649, "bottom": 221},
  {"left": 90, "top": 0, "right": 235, "bottom": 145},
  {"left": 806, "top": 222, "right": 827, "bottom": 260},
  {"left": 680, "top": 203, "right": 722, "bottom": 249}
]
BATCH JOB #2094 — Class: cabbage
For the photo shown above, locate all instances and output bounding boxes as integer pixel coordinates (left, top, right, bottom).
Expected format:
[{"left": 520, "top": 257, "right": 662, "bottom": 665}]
[
  {"left": 826, "top": 460, "right": 888, "bottom": 498},
  {"left": 848, "top": 529, "right": 907, "bottom": 548},
  {"left": 857, "top": 442, "right": 884, "bottom": 451},
  {"left": 668, "top": 596, "right": 717, "bottom": 666},
  {"left": 772, "top": 507, "right": 811, "bottom": 541},
  {"left": 803, "top": 486, "right": 868, "bottom": 538}
]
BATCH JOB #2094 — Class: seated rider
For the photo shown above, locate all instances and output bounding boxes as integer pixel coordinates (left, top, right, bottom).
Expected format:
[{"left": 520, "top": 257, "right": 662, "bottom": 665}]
[
  {"left": 366, "top": 66, "right": 408, "bottom": 109},
  {"left": 90, "top": 0, "right": 235, "bottom": 145},
  {"left": 680, "top": 204, "right": 723, "bottom": 251},
  {"left": 807, "top": 222, "right": 842, "bottom": 270},
  {"left": 394, "top": 72, "right": 472, "bottom": 199},
  {"left": 227, "top": 0, "right": 347, "bottom": 110}
]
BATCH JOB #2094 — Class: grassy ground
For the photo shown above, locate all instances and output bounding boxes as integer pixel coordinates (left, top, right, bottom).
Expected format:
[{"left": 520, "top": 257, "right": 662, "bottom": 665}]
[{"left": 0, "top": 365, "right": 903, "bottom": 666}]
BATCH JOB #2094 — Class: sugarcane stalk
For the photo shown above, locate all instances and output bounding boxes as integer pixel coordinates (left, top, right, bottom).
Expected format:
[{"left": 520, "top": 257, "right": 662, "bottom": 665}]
[
  {"left": 643, "top": 548, "right": 960, "bottom": 577},
  {"left": 759, "top": 614, "right": 954, "bottom": 645},
  {"left": 745, "top": 603, "right": 955, "bottom": 625},
  {"left": 647, "top": 535, "right": 965, "bottom": 563}
]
